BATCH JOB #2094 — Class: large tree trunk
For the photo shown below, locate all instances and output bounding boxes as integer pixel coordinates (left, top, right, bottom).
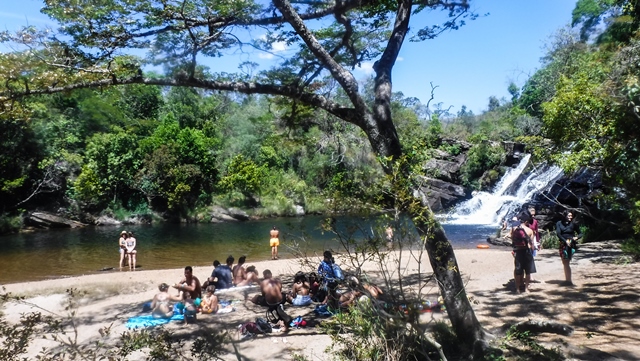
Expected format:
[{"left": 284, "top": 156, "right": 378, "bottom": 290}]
[{"left": 419, "top": 220, "right": 485, "bottom": 343}]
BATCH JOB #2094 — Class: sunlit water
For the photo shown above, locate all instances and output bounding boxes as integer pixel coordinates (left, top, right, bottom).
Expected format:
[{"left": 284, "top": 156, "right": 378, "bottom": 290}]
[{"left": 0, "top": 215, "right": 497, "bottom": 284}]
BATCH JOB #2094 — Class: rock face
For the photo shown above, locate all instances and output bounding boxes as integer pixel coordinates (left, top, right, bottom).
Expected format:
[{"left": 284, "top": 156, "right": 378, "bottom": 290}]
[
  {"left": 416, "top": 176, "right": 466, "bottom": 212},
  {"left": 418, "top": 139, "right": 525, "bottom": 212},
  {"left": 25, "top": 212, "right": 86, "bottom": 229},
  {"left": 210, "top": 206, "right": 250, "bottom": 222}
]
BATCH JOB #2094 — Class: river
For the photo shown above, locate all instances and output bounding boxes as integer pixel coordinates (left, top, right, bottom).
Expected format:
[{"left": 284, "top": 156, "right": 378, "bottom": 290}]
[{"left": 0, "top": 215, "right": 498, "bottom": 284}]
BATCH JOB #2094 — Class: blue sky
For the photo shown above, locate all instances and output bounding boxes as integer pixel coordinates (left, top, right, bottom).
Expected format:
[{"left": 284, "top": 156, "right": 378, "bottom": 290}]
[{"left": 1, "top": 0, "right": 577, "bottom": 115}]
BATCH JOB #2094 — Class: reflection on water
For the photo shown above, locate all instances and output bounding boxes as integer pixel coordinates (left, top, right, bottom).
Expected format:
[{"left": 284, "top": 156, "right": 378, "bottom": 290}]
[{"left": 0, "top": 215, "right": 497, "bottom": 284}]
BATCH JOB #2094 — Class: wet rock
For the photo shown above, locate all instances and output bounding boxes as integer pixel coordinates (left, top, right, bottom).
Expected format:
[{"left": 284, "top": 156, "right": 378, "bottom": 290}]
[{"left": 416, "top": 176, "right": 466, "bottom": 212}]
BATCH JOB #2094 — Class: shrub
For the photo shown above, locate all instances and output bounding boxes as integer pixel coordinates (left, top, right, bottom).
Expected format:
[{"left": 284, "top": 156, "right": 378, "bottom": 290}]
[{"left": 0, "top": 213, "right": 22, "bottom": 235}]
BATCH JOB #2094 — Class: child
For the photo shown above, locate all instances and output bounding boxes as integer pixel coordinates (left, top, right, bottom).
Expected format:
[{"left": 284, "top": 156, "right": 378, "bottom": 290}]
[
  {"left": 200, "top": 285, "right": 220, "bottom": 314},
  {"left": 200, "top": 285, "right": 234, "bottom": 314}
]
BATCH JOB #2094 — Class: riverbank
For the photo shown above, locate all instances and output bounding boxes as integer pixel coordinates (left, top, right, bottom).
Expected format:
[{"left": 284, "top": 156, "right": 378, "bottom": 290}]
[{"left": 2, "top": 242, "right": 638, "bottom": 360}]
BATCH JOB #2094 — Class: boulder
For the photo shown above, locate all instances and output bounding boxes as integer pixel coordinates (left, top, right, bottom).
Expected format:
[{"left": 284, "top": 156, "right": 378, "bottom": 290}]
[
  {"left": 25, "top": 212, "right": 86, "bottom": 229},
  {"left": 95, "top": 215, "right": 122, "bottom": 226},
  {"left": 416, "top": 176, "right": 467, "bottom": 212},
  {"left": 227, "top": 208, "right": 250, "bottom": 221},
  {"left": 210, "top": 206, "right": 249, "bottom": 222},
  {"left": 123, "top": 214, "right": 153, "bottom": 224}
]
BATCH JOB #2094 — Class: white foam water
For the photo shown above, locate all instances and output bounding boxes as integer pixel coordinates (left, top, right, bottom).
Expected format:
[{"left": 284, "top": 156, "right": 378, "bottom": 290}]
[{"left": 443, "top": 155, "right": 563, "bottom": 226}]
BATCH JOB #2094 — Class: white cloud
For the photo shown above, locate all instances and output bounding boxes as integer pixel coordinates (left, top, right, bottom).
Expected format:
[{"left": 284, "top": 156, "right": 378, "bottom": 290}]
[
  {"left": 255, "top": 38, "right": 286, "bottom": 59},
  {"left": 357, "top": 61, "right": 374, "bottom": 75},
  {"left": 272, "top": 41, "right": 287, "bottom": 52},
  {"left": 397, "top": 57, "right": 404, "bottom": 61}
]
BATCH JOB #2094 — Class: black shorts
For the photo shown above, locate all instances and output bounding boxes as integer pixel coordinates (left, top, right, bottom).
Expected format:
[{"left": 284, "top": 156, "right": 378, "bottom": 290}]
[{"left": 514, "top": 249, "right": 536, "bottom": 276}]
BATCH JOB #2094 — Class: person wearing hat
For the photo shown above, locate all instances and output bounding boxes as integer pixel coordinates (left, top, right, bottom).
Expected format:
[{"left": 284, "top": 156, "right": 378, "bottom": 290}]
[{"left": 118, "top": 231, "right": 129, "bottom": 269}]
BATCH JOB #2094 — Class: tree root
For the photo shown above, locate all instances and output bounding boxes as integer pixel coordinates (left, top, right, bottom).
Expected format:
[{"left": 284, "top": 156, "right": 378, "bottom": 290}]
[{"left": 508, "top": 319, "right": 574, "bottom": 336}]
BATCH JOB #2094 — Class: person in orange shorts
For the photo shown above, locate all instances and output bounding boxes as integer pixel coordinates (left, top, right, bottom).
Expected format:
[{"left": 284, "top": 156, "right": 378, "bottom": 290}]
[{"left": 270, "top": 226, "right": 280, "bottom": 260}]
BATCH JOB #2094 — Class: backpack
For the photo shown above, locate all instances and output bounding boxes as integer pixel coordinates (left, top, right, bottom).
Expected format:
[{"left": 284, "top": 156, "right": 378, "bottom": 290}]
[
  {"left": 511, "top": 227, "right": 528, "bottom": 248},
  {"left": 239, "top": 322, "right": 263, "bottom": 336},
  {"left": 255, "top": 317, "right": 272, "bottom": 333},
  {"left": 331, "top": 263, "right": 344, "bottom": 281}
]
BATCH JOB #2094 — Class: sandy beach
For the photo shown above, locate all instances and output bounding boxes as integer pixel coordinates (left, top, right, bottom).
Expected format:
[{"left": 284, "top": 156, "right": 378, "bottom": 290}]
[{"left": 2, "top": 241, "right": 639, "bottom": 360}]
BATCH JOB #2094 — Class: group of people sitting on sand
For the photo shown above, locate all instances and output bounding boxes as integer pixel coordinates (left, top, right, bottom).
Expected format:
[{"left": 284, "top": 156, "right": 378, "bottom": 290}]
[
  {"left": 149, "top": 251, "right": 387, "bottom": 328},
  {"left": 150, "top": 265, "right": 236, "bottom": 323},
  {"left": 245, "top": 250, "right": 386, "bottom": 330},
  {"left": 149, "top": 254, "right": 261, "bottom": 322}
]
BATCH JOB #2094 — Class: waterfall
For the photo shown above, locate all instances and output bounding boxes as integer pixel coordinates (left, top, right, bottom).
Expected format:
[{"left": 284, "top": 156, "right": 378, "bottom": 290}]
[{"left": 443, "top": 155, "right": 563, "bottom": 226}]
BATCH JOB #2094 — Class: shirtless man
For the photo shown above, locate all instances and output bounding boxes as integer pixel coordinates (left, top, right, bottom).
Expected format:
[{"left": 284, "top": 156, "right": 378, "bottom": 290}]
[
  {"left": 270, "top": 226, "right": 280, "bottom": 260},
  {"left": 251, "top": 269, "right": 292, "bottom": 329},
  {"left": 173, "top": 266, "right": 202, "bottom": 300},
  {"left": 251, "top": 269, "right": 284, "bottom": 306},
  {"left": 232, "top": 256, "right": 247, "bottom": 285},
  {"left": 286, "top": 272, "right": 312, "bottom": 306}
]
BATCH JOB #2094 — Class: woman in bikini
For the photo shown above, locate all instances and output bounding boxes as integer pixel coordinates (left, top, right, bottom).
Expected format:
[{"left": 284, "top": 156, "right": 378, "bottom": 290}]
[
  {"left": 118, "top": 231, "right": 128, "bottom": 269},
  {"left": 151, "top": 283, "right": 182, "bottom": 319},
  {"left": 126, "top": 231, "right": 137, "bottom": 271}
]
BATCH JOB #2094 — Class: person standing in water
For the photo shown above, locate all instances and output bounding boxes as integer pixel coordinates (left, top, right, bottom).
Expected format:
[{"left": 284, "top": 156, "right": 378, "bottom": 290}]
[
  {"left": 270, "top": 226, "right": 280, "bottom": 260},
  {"left": 118, "top": 230, "right": 128, "bottom": 269},
  {"left": 126, "top": 231, "right": 137, "bottom": 271},
  {"left": 385, "top": 225, "right": 394, "bottom": 249}
]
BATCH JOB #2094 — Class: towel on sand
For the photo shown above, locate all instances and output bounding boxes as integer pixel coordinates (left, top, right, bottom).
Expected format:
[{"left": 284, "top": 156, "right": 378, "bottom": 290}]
[{"left": 126, "top": 314, "right": 184, "bottom": 329}]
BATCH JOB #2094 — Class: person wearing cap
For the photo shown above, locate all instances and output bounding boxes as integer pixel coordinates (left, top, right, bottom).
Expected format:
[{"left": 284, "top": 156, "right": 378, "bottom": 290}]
[
  {"left": 510, "top": 212, "right": 537, "bottom": 293},
  {"left": 118, "top": 231, "right": 129, "bottom": 269}
]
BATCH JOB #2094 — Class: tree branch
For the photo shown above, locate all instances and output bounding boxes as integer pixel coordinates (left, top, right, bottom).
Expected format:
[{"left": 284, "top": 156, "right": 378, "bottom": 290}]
[
  {"left": 273, "top": 0, "right": 368, "bottom": 116},
  {"left": 0, "top": 75, "right": 361, "bottom": 126}
]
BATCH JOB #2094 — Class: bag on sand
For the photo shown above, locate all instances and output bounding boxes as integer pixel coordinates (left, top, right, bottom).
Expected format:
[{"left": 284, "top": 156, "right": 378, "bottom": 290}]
[
  {"left": 239, "top": 321, "right": 264, "bottom": 337},
  {"left": 255, "top": 317, "right": 272, "bottom": 333}
]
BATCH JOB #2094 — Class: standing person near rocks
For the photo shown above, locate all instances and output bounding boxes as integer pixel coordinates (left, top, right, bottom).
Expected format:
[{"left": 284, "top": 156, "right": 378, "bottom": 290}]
[
  {"left": 556, "top": 210, "right": 581, "bottom": 286},
  {"left": 528, "top": 207, "right": 541, "bottom": 256},
  {"left": 126, "top": 231, "right": 137, "bottom": 271},
  {"left": 118, "top": 231, "right": 128, "bottom": 269},
  {"left": 270, "top": 226, "right": 280, "bottom": 260},
  {"left": 510, "top": 212, "right": 537, "bottom": 293}
]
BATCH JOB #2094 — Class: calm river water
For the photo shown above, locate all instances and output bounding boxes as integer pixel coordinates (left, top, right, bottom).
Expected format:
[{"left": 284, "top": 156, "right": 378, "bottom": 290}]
[{"left": 0, "top": 215, "right": 498, "bottom": 284}]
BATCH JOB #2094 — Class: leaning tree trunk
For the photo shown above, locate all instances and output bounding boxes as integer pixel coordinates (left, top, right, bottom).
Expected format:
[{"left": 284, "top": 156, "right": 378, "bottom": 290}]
[
  {"left": 363, "top": 108, "right": 486, "bottom": 350},
  {"left": 418, "top": 218, "right": 485, "bottom": 344}
]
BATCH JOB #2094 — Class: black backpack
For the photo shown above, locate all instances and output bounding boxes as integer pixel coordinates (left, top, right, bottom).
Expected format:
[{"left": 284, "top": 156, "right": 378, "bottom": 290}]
[{"left": 255, "top": 317, "right": 272, "bottom": 333}]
